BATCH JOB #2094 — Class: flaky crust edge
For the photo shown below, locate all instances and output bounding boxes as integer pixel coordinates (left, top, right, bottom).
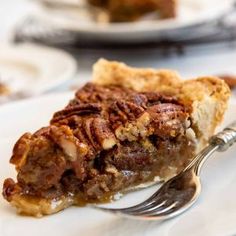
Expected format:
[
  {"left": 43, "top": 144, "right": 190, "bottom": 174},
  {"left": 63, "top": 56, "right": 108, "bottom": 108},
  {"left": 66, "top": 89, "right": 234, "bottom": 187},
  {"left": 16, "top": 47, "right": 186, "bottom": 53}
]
[{"left": 93, "top": 58, "right": 231, "bottom": 147}]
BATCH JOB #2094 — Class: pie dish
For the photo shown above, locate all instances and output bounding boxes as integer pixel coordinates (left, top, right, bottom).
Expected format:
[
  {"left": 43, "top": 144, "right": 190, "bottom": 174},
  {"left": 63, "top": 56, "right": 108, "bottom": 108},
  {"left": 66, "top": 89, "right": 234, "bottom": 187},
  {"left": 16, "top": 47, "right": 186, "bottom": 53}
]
[
  {"left": 2, "top": 59, "right": 230, "bottom": 217},
  {"left": 87, "top": 0, "right": 176, "bottom": 22}
]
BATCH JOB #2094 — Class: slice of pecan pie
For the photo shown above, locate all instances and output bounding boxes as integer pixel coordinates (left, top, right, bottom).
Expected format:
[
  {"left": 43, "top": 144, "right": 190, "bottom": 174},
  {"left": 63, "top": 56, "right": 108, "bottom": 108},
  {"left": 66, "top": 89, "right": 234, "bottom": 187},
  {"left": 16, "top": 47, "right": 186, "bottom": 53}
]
[
  {"left": 87, "top": 0, "right": 176, "bottom": 22},
  {"left": 3, "top": 59, "right": 230, "bottom": 217}
]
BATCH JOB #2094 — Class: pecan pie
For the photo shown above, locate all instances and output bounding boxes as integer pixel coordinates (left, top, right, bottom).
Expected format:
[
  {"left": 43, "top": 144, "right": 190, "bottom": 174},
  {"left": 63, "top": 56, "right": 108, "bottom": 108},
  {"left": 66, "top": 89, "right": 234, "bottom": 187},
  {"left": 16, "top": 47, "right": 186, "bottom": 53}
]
[
  {"left": 87, "top": 0, "right": 176, "bottom": 22},
  {"left": 2, "top": 59, "right": 230, "bottom": 217}
]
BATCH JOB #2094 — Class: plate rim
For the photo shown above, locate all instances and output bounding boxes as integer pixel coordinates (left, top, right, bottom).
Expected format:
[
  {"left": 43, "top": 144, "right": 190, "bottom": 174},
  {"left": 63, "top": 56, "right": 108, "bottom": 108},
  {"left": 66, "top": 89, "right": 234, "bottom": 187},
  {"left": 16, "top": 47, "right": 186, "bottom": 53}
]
[
  {"left": 0, "top": 91, "right": 73, "bottom": 111},
  {"left": 0, "top": 43, "right": 78, "bottom": 96}
]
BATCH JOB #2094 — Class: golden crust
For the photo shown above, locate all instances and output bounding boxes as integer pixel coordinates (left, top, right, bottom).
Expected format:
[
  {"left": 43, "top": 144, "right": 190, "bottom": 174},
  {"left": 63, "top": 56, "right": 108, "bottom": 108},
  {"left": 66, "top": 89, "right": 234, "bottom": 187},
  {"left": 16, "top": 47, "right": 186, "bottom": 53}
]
[
  {"left": 176, "top": 77, "right": 230, "bottom": 145},
  {"left": 92, "top": 58, "right": 181, "bottom": 91},
  {"left": 93, "top": 59, "right": 231, "bottom": 148},
  {"left": 9, "top": 194, "right": 74, "bottom": 217}
]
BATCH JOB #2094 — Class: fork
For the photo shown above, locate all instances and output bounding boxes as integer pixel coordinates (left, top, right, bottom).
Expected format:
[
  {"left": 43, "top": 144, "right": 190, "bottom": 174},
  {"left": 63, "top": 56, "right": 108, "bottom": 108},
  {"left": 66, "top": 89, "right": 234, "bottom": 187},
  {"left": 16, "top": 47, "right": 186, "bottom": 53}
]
[{"left": 92, "top": 121, "right": 236, "bottom": 220}]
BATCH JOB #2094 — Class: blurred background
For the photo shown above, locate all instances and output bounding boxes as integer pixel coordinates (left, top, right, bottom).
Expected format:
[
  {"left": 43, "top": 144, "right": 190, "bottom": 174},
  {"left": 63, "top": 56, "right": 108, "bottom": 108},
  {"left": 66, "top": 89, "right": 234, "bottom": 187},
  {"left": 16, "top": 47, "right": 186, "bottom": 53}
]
[{"left": 0, "top": 0, "right": 236, "bottom": 103}]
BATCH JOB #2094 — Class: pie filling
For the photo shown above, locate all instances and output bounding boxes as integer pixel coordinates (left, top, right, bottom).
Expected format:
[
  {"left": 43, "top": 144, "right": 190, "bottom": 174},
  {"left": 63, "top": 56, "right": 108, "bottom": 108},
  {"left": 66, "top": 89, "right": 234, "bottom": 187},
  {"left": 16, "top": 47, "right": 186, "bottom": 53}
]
[
  {"left": 3, "top": 83, "right": 197, "bottom": 216},
  {"left": 87, "top": 0, "right": 176, "bottom": 22}
]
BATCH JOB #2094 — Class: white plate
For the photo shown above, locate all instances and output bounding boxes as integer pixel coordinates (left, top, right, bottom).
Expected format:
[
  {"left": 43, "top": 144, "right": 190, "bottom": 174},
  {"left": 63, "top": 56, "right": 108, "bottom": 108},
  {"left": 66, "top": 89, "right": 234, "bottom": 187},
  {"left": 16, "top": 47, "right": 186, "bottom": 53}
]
[
  {"left": 35, "top": 0, "right": 234, "bottom": 42},
  {"left": 0, "top": 92, "right": 236, "bottom": 236},
  {"left": 0, "top": 43, "right": 77, "bottom": 100}
]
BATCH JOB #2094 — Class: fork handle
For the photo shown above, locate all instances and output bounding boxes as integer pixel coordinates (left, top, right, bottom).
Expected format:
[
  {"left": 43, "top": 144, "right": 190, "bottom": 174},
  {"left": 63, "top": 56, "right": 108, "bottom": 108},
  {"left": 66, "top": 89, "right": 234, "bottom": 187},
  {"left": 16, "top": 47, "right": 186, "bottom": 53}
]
[
  {"left": 210, "top": 121, "right": 236, "bottom": 152},
  {"left": 184, "top": 121, "right": 236, "bottom": 173}
]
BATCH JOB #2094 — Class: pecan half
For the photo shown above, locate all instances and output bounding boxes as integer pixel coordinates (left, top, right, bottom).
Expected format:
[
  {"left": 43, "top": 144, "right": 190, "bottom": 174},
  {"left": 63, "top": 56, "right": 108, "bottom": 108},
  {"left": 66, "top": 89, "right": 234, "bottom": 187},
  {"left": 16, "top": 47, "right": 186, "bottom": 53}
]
[
  {"left": 147, "top": 103, "right": 189, "bottom": 138},
  {"left": 109, "top": 100, "right": 145, "bottom": 129},
  {"left": 51, "top": 104, "right": 102, "bottom": 124},
  {"left": 49, "top": 125, "right": 88, "bottom": 162},
  {"left": 10, "top": 133, "right": 32, "bottom": 168},
  {"left": 74, "top": 117, "right": 116, "bottom": 154}
]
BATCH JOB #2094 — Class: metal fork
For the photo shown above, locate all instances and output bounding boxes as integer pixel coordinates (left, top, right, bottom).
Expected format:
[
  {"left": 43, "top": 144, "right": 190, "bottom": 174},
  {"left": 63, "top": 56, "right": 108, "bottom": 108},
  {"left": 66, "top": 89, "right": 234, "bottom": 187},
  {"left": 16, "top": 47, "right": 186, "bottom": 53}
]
[{"left": 92, "top": 121, "right": 236, "bottom": 220}]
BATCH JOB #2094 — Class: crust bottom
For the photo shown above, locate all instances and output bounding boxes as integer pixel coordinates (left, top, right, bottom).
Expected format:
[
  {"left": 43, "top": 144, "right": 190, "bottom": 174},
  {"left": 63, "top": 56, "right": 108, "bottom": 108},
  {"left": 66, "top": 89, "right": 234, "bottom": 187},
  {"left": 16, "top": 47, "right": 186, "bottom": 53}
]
[{"left": 9, "top": 194, "right": 74, "bottom": 217}]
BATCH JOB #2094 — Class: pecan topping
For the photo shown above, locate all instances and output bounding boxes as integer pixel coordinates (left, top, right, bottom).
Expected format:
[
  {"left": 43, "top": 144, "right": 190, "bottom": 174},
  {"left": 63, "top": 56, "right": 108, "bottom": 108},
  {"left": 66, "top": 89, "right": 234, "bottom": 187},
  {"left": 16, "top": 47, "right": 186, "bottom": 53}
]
[
  {"left": 147, "top": 103, "right": 189, "bottom": 138},
  {"left": 115, "top": 112, "right": 151, "bottom": 142},
  {"left": 10, "top": 133, "right": 32, "bottom": 168},
  {"left": 74, "top": 117, "right": 116, "bottom": 155},
  {"left": 109, "top": 100, "right": 145, "bottom": 129},
  {"left": 92, "top": 117, "right": 117, "bottom": 150},
  {"left": 143, "top": 92, "right": 179, "bottom": 106},
  {"left": 49, "top": 125, "right": 88, "bottom": 162},
  {"left": 51, "top": 104, "right": 102, "bottom": 124},
  {"left": 74, "top": 83, "right": 131, "bottom": 105}
]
